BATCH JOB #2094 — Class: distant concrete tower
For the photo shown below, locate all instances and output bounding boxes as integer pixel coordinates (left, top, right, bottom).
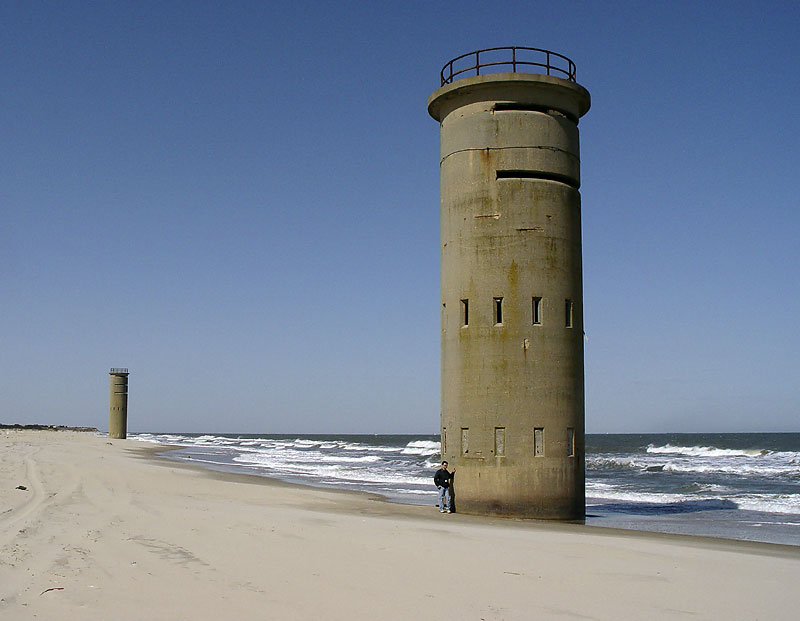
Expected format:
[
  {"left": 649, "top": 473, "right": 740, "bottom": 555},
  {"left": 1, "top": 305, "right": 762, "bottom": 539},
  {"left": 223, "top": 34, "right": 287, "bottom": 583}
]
[
  {"left": 108, "top": 368, "right": 129, "bottom": 439},
  {"left": 428, "top": 47, "right": 590, "bottom": 519}
]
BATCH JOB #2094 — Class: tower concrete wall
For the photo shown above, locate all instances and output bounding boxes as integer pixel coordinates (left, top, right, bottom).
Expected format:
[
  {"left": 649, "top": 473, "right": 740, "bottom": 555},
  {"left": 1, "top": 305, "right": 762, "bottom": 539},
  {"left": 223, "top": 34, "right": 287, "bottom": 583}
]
[
  {"left": 109, "top": 369, "right": 129, "bottom": 439},
  {"left": 428, "top": 70, "right": 590, "bottom": 519}
]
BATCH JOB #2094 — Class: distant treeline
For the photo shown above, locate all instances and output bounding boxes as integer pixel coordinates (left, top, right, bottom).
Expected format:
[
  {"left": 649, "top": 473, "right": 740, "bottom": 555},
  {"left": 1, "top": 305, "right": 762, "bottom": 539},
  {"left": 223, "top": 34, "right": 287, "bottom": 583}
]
[{"left": 0, "top": 423, "right": 99, "bottom": 432}]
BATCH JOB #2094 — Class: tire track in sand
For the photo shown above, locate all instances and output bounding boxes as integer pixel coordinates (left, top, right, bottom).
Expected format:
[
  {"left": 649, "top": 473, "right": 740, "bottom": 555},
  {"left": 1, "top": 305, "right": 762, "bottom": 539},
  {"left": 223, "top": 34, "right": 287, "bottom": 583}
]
[
  {"left": 0, "top": 449, "right": 46, "bottom": 542},
  {"left": 0, "top": 443, "right": 85, "bottom": 607}
]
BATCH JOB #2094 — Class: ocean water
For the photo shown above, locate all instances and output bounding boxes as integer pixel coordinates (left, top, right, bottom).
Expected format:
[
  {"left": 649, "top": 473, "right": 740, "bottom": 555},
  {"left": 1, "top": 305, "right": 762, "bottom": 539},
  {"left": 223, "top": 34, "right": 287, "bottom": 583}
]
[{"left": 130, "top": 432, "right": 800, "bottom": 546}]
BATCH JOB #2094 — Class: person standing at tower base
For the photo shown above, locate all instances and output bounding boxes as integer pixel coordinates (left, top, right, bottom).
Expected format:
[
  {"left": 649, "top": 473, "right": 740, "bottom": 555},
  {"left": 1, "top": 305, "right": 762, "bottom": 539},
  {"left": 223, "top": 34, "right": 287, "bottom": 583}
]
[{"left": 434, "top": 461, "right": 455, "bottom": 513}]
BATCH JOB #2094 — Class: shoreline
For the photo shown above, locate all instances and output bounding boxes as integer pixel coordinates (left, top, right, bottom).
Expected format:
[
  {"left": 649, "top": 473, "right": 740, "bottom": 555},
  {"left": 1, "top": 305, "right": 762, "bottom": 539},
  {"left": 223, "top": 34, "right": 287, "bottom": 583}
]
[
  {"left": 138, "top": 440, "right": 799, "bottom": 558},
  {"left": 145, "top": 438, "right": 800, "bottom": 552},
  {"left": 3, "top": 431, "right": 799, "bottom": 618}
]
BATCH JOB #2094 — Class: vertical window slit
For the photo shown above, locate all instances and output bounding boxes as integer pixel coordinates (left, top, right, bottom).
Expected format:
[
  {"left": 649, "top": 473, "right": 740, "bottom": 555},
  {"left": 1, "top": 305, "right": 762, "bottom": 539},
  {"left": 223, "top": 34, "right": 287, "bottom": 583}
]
[
  {"left": 534, "top": 428, "right": 544, "bottom": 456},
  {"left": 567, "top": 428, "right": 575, "bottom": 457},
  {"left": 565, "top": 299, "right": 573, "bottom": 328},
  {"left": 532, "top": 296, "right": 542, "bottom": 325},
  {"left": 495, "top": 427, "right": 506, "bottom": 457},
  {"left": 494, "top": 297, "right": 503, "bottom": 325},
  {"left": 461, "top": 299, "right": 469, "bottom": 327}
]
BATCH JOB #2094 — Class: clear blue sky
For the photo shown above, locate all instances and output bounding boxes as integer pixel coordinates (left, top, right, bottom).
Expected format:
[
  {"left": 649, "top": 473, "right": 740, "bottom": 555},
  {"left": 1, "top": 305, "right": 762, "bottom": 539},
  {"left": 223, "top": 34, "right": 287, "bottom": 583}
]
[{"left": 2, "top": 1, "right": 798, "bottom": 433}]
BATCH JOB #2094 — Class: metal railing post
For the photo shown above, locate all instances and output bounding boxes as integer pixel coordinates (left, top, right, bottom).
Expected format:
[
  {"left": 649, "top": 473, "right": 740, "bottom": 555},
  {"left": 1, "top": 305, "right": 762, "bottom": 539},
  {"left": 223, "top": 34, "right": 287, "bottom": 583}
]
[{"left": 438, "top": 47, "right": 577, "bottom": 86}]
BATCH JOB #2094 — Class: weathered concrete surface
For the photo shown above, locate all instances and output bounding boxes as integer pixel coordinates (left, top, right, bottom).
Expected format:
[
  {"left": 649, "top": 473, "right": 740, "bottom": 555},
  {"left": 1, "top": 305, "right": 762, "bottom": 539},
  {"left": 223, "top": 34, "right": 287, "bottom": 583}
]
[
  {"left": 429, "top": 72, "right": 591, "bottom": 519},
  {"left": 108, "top": 371, "right": 129, "bottom": 439}
]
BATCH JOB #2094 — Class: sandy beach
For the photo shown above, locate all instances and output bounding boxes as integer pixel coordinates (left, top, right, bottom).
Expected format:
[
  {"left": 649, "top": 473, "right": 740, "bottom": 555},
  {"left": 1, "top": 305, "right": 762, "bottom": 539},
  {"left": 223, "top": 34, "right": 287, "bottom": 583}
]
[{"left": 1, "top": 431, "right": 799, "bottom": 620}]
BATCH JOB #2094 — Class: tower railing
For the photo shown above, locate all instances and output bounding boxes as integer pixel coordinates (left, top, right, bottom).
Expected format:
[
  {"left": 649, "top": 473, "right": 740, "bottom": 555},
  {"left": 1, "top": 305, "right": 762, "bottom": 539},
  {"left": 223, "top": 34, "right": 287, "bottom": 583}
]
[
  {"left": 440, "top": 46, "right": 577, "bottom": 86},
  {"left": 109, "top": 368, "right": 129, "bottom": 374}
]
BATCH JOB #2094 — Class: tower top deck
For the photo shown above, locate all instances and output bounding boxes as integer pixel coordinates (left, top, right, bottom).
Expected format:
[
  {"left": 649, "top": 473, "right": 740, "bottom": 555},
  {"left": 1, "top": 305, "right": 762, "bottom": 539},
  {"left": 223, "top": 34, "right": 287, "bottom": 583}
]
[
  {"left": 439, "top": 46, "right": 577, "bottom": 87},
  {"left": 109, "top": 368, "right": 129, "bottom": 375}
]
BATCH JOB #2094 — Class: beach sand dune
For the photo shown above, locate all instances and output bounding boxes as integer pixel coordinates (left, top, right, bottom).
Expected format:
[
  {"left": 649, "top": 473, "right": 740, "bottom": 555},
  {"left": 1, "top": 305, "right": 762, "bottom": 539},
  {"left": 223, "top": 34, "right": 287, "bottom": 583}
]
[{"left": 1, "top": 430, "right": 798, "bottom": 619}]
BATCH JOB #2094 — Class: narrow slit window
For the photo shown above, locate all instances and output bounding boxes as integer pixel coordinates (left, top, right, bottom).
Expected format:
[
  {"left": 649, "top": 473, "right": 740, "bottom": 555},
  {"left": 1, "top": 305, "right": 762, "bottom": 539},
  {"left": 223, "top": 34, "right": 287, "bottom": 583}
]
[
  {"left": 532, "top": 296, "right": 542, "bottom": 325},
  {"left": 494, "top": 427, "right": 506, "bottom": 457},
  {"left": 492, "top": 103, "right": 578, "bottom": 123},
  {"left": 565, "top": 299, "right": 573, "bottom": 328},
  {"left": 494, "top": 297, "right": 503, "bottom": 325},
  {"left": 567, "top": 427, "right": 575, "bottom": 457},
  {"left": 461, "top": 299, "right": 469, "bottom": 327},
  {"left": 493, "top": 102, "right": 549, "bottom": 113},
  {"left": 442, "top": 427, "right": 447, "bottom": 453},
  {"left": 496, "top": 169, "right": 579, "bottom": 188},
  {"left": 461, "top": 428, "right": 469, "bottom": 455},
  {"left": 534, "top": 428, "right": 544, "bottom": 456}
]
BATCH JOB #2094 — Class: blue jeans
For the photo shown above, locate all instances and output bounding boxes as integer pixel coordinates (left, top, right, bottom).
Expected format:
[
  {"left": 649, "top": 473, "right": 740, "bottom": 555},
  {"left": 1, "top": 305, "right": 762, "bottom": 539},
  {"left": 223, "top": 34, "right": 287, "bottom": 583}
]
[{"left": 438, "top": 485, "right": 451, "bottom": 511}]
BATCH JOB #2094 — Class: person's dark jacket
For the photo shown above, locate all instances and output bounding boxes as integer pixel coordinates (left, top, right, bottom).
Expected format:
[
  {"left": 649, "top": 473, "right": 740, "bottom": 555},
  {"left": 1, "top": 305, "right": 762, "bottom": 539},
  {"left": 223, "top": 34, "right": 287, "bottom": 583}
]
[{"left": 434, "top": 468, "right": 453, "bottom": 488}]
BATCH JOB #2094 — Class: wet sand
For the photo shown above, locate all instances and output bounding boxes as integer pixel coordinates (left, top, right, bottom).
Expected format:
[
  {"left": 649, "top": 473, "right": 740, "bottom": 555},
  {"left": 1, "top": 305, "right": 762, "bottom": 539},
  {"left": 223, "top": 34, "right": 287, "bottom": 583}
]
[{"left": 2, "top": 430, "right": 799, "bottom": 619}]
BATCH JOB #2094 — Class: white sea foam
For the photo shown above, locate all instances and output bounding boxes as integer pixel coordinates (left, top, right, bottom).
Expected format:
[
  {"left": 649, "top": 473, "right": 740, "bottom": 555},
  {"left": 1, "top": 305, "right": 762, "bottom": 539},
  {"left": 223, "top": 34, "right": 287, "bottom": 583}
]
[
  {"left": 586, "top": 456, "right": 642, "bottom": 470},
  {"left": 401, "top": 447, "right": 438, "bottom": 456},
  {"left": 228, "top": 445, "right": 431, "bottom": 488},
  {"left": 732, "top": 494, "right": 800, "bottom": 515},
  {"left": 401, "top": 440, "right": 440, "bottom": 456},
  {"left": 316, "top": 455, "right": 382, "bottom": 463},
  {"left": 130, "top": 433, "right": 198, "bottom": 447},
  {"left": 646, "top": 444, "right": 769, "bottom": 458},
  {"left": 394, "top": 488, "right": 437, "bottom": 496},
  {"left": 660, "top": 460, "right": 799, "bottom": 477},
  {"left": 129, "top": 434, "right": 161, "bottom": 444},
  {"left": 586, "top": 486, "right": 697, "bottom": 505},
  {"left": 342, "top": 443, "right": 370, "bottom": 451},
  {"left": 406, "top": 440, "right": 440, "bottom": 450},
  {"left": 588, "top": 446, "right": 800, "bottom": 479},
  {"left": 340, "top": 441, "right": 405, "bottom": 453},
  {"left": 586, "top": 482, "right": 800, "bottom": 516}
]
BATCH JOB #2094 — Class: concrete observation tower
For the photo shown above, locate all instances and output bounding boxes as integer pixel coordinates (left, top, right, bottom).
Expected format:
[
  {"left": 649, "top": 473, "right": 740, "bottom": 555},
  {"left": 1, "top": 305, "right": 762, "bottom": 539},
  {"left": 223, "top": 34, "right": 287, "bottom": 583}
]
[
  {"left": 428, "top": 47, "right": 591, "bottom": 519},
  {"left": 108, "top": 368, "right": 129, "bottom": 439}
]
